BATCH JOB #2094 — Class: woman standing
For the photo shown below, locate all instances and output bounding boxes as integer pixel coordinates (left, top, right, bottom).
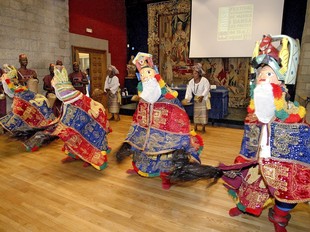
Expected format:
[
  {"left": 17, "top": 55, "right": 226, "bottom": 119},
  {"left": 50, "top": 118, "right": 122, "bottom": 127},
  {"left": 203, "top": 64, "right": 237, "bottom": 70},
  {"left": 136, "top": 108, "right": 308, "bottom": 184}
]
[
  {"left": 104, "top": 65, "right": 121, "bottom": 121},
  {"left": 184, "top": 63, "right": 210, "bottom": 132}
]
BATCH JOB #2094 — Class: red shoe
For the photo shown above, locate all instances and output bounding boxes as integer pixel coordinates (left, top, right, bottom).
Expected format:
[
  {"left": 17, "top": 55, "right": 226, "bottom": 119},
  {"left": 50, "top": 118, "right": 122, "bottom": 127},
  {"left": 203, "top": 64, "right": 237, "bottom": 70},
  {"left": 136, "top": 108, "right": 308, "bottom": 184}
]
[
  {"left": 160, "top": 172, "right": 172, "bottom": 190},
  {"left": 268, "top": 207, "right": 291, "bottom": 232},
  {"left": 126, "top": 169, "right": 137, "bottom": 174},
  {"left": 229, "top": 207, "right": 243, "bottom": 217},
  {"left": 61, "top": 156, "right": 77, "bottom": 163},
  {"left": 82, "top": 162, "right": 91, "bottom": 168}
]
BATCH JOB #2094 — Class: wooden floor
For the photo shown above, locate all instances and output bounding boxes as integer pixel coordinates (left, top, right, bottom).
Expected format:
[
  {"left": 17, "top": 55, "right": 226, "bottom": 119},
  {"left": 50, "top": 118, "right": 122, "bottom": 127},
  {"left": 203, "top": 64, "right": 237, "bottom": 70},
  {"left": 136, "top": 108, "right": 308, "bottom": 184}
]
[{"left": 0, "top": 115, "right": 309, "bottom": 232}]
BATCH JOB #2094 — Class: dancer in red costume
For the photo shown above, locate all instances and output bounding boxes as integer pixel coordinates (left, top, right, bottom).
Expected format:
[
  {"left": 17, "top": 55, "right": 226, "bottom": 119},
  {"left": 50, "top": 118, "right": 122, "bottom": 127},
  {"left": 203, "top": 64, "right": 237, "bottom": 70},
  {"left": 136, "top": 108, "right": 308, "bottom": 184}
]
[
  {"left": 220, "top": 35, "right": 309, "bottom": 232},
  {"left": 116, "top": 52, "right": 222, "bottom": 189},
  {"left": 51, "top": 65, "right": 111, "bottom": 170},
  {"left": 0, "top": 64, "right": 56, "bottom": 151}
]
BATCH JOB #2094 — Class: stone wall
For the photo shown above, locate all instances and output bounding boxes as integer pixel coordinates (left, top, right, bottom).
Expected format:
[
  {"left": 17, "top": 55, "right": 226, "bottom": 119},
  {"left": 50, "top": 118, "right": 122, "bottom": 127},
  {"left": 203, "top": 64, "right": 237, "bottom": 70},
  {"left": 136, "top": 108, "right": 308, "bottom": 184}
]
[
  {"left": 0, "top": 0, "right": 70, "bottom": 94},
  {"left": 296, "top": 0, "right": 310, "bottom": 107}
]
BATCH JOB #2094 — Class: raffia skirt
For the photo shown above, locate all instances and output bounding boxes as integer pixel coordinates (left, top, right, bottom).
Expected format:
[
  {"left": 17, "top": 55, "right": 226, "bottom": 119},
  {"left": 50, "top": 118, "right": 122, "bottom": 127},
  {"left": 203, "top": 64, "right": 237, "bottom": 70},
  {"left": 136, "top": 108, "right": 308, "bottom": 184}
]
[{"left": 194, "top": 99, "right": 208, "bottom": 124}]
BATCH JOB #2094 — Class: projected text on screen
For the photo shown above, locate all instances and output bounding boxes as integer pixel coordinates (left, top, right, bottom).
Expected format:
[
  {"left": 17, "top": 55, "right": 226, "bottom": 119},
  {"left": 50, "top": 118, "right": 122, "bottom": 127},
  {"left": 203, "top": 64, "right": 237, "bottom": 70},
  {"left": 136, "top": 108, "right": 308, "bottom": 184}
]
[{"left": 217, "top": 4, "right": 253, "bottom": 41}]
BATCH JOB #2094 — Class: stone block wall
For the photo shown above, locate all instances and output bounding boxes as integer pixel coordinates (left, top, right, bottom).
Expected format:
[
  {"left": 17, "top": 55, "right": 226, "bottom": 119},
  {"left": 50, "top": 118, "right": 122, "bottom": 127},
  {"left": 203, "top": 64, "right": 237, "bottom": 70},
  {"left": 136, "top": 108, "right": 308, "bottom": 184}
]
[{"left": 0, "top": 0, "right": 70, "bottom": 95}]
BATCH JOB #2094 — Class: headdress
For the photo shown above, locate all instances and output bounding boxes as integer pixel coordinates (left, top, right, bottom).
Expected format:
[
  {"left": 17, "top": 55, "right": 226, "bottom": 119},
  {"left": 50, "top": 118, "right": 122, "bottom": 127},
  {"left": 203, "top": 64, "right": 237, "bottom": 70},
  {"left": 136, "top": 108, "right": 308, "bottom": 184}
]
[
  {"left": 252, "top": 54, "right": 284, "bottom": 82},
  {"left": 133, "top": 52, "right": 178, "bottom": 99},
  {"left": 248, "top": 34, "right": 305, "bottom": 122},
  {"left": 1, "top": 64, "right": 27, "bottom": 97},
  {"left": 192, "top": 63, "right": 205, "bottom": 75},
  {"left": 108, "top": 65, "right": 119, "bottom": 75},
  {"left": 19, "top": 53, "right": 27, "bottom": 60},
  {"left": 52, "top": 66, "right": 82, "bottom": 103},
  {"left": 251, "top": 34, "right": 300, "bottom": 84},
  {"left": 132, "top": 52, "right": 154, "bottom": 72}
]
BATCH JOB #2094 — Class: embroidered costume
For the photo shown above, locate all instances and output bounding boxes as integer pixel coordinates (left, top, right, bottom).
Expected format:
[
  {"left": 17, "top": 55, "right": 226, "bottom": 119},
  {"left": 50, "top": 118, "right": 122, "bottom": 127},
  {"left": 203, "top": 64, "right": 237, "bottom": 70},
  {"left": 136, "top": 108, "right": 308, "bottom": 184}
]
[
  {"left": 220, "top": 35, "right": 309, "bottom": 232},
  {"left": 0, "top": 64, "right": 56, "bottom": 151},
  {"left": 52, "top": 66, "right": 111, "bottom": 170},
  {"left": 116, "top": 52, "right": 216, "bottom": 189},
  {"left": 116, "top": 53, "right": 222, "bottom": 189}
]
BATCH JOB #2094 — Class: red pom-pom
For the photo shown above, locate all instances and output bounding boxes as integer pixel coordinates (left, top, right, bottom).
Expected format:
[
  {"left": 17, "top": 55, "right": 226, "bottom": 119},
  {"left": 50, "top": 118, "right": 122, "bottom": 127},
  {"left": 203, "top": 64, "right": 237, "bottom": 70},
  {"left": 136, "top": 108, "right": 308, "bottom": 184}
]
[
  {"left": 195, "top": 134, "right": 204, "bottom": 147},
  {"left": 284, "top": 114, "right": 302, "bottom": 123},
  {"left": 15, "top": 88, "right": 24, "bottom": 93},
  {"left": 234, "top": 155, "right": 249, "bottom": 164},
  {"left": 164, "top": 93, "right": 175, "bottom": 99},
  {"left": 247, "top": 106, "right": 254, "bottom": 113},
  {"left": 271, "top": 83, "right": 282, "bottom": 99},
  {"left": 5, "top": 79, "right": 10, "bottom": 84},
  {"left": 31, "top": 146, "right": 39, "bottom": 152},
  {"left": 154, "top": 74, "right": 161, "bottom": 81}
]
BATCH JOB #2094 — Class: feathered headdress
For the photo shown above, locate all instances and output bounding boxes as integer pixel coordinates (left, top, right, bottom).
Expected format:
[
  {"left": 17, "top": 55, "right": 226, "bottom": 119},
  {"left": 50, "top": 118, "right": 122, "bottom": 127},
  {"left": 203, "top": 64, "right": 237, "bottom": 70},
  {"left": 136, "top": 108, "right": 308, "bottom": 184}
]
[
  {"left": 52, "top": 66, "right": 82, "bottom": 103},
  {"left": 1, "top": 64, "right": 27, "bottom": 97}
]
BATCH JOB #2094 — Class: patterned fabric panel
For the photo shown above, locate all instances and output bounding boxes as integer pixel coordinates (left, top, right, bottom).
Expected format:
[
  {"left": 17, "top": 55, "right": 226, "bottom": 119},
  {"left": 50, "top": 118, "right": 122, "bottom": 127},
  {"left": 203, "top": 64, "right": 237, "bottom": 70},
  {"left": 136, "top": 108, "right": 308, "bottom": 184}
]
[
  {"left": 61, "top": 103, "right": 108, "bottom": 151},
  {"left": 261, "top": 158, "right": 310, "bottom": 203},
  {"left": 56, "top": 125, "right": 108, "bottom": 167},
  {"left": 125, "top": 124, "right": 190, "bottom": 155},
  {"left": 239, "top": 123, "right": 262, "bottom": 159},
  {"left": 270, "top": 122, "right": 310, "bottom": 164},
  {"left": 16, "top": 91, "right": 54, "bottom": 119},
  {"left": 132, "top": 149, "right": 174, "bottom": 175},
  {"left": 132, "top": 98, "right": 190, "bottom": 134},
  {"left": 0, "top": 111, "right": 31, "bottom": 131}
]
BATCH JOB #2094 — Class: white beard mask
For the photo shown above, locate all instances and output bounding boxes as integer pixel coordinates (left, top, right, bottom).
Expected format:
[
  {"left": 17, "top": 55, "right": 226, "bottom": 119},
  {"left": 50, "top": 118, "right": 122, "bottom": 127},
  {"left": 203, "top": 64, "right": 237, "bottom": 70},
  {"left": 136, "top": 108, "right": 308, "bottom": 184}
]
[
  {"left": 140, "top": 77, "right": 162, "bottom": 104},
  {"left": 254, "top": 83, "right": 275, "bottom": 123}
]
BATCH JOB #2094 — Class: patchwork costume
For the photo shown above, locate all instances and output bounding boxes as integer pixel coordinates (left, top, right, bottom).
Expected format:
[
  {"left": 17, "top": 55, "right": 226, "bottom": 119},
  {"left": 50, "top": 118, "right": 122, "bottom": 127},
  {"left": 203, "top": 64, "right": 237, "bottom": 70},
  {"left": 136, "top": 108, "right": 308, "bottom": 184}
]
[
  {"left": 0, "top": 65, "right": 56, "bottom": 151},
  {"left": 220, "top": 35, "right": 309, "bottom": 232},
  {"left": 52, "top": 66, "right": 111, "bottom": 170},
  {"left": 117, "top": 52, "right": 206, "bottom": 189}
]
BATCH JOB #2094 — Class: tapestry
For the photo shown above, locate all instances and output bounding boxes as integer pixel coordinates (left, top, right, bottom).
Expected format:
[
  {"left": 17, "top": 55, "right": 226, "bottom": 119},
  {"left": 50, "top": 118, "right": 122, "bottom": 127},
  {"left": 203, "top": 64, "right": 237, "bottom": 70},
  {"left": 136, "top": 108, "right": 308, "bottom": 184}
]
[{"left": 148, "top": 0, "right": 251, "bottom": 108}]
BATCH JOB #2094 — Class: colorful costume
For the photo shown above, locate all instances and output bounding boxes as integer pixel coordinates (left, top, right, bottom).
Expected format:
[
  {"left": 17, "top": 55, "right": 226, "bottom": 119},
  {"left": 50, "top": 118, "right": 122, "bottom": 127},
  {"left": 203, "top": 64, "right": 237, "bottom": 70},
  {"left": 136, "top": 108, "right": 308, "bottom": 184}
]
[
  {"left": 116, "top": 52, "right": 209, "bottom": 189},
  {"left": 220, "top": 35, "right": 309, "bottom": 232},
  {"left": 0, "top": 65, "right": 56, "bottom": 151},
  {"left": 52, "top": 66, "right": 111, "bottom": 170}
]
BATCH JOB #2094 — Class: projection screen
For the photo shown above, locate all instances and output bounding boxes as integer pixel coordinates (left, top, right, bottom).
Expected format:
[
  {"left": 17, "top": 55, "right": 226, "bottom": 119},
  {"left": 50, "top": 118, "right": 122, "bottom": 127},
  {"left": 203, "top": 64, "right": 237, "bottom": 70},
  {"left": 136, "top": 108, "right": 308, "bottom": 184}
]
[{"left": 189, "top": 0, "right": 285, "bottom": 58}]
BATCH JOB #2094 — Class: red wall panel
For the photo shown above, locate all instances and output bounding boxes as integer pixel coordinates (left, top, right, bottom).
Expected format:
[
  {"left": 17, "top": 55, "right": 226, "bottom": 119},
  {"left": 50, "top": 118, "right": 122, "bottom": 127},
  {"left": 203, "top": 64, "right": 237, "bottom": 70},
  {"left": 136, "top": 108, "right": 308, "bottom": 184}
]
[{"left": 69, "top": 0, "right": 127, "bottom": 86}]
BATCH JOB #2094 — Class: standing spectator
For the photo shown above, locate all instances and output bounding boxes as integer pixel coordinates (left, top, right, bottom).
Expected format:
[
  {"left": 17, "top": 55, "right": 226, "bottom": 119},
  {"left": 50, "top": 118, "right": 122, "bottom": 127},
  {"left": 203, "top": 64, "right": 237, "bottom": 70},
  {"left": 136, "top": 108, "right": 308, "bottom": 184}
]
[
  {"left": 104, "top": 65, "right": 121, "bottom": 121},
  {"left": 17, "top": 53, "right": 38, "bottom": 92},
  {"left": 86, "top": 68, "right": 91, "bottom": 97},
  {"left": 43, "top": 63, "right": 62, "bottom": 117},
  {"left": 184, "top": 63, "right": 210, "bottom": 133},
  {"left": 68, "top": 62, "right": 89, "bottom": 95}
]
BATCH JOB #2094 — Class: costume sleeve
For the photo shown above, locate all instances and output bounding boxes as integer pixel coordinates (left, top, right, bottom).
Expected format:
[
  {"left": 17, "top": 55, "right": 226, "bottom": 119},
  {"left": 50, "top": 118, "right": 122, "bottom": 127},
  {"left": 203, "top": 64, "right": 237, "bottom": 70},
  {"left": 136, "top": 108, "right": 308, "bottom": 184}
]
[
  {"left": 110, "top": 76, "right": 120, "bottom": 94},
  {"left": 185, "top": 79, "right": 193, "bottom": 102},
  {"left": 104, "top": 76, "right": 109, "bottom": 92},
  {"left": 201, "top": 78, "right": 210, "bottom": 100}
]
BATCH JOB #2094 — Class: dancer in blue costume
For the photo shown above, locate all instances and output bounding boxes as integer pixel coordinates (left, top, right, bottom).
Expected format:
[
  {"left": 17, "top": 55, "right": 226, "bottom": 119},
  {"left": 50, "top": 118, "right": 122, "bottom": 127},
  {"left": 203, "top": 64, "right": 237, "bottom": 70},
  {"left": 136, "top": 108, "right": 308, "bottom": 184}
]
[
  {"left": 0, "top": 64, "right": 56, "bottom": 151},
  {"left": 219, "top": 35, "right": 309, "bottom": 232},
  {"left": 116, "top": 52, "right": 222, "bottom": 189}
]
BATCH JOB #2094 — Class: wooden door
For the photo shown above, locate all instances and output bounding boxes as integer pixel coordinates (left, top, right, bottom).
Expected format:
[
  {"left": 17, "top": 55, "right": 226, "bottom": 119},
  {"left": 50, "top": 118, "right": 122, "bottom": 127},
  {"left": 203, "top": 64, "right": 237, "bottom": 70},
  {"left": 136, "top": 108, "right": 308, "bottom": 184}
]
[
  {"left": 90, "top": 52, "right": 107, "bottom": 109},
  {"left": 72, "top": 46, "right": 107, "bottom": 109}
]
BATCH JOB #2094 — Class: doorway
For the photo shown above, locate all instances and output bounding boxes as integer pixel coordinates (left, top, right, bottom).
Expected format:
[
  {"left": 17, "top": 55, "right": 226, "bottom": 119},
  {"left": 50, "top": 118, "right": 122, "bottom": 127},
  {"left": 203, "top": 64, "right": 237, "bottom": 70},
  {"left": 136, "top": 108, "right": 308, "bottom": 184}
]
[{"left": 72, "top": 46, "right": 108, "bottom": 109}]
